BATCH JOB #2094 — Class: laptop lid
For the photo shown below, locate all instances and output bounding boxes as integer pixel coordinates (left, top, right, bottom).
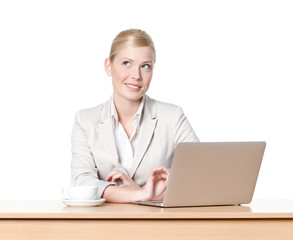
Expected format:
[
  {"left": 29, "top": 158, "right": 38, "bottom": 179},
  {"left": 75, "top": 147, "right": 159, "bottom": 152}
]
[{"left": 159, "top": 142, "right": 266, "bottom": 207}]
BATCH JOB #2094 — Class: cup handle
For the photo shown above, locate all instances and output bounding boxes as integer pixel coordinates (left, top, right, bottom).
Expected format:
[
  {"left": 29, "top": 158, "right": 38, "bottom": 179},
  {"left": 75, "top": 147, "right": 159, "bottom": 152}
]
[{"left": 62, "top": 187, "right": 70, "bottom": 200}]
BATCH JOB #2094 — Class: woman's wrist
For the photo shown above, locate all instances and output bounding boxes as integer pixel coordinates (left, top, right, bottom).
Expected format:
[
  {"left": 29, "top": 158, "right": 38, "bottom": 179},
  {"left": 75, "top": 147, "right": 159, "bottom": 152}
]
[
  {"left": 136, "top": 188, "right": 151, "bottom": 201},
  {"left": 102, "top": 185, "right": 150, "bottom": 203}
]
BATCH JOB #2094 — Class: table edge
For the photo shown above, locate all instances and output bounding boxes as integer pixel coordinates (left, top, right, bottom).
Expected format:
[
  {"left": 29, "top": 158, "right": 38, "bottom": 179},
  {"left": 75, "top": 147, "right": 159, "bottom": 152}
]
[{"left": 1, "top": 213, "right": 293, "bottom": 220}]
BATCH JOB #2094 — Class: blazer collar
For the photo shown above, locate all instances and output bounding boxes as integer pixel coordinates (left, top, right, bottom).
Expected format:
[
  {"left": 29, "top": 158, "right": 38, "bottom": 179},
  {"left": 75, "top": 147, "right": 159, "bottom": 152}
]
[
  {"left": 100, "top": 94, "right": 156, "bottom": 123},
  {"left": 98, "top": 94, "right": 158, "bottom": 177},
  {"left": 110, "top": 95, "right": 146, "bottom": 129}
]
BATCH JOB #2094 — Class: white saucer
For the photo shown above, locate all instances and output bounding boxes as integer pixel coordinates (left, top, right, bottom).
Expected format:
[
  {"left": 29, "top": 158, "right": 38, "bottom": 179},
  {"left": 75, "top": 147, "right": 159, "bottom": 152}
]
[{"left": 62, "top": 198, "right": 106, "bottom": 207}]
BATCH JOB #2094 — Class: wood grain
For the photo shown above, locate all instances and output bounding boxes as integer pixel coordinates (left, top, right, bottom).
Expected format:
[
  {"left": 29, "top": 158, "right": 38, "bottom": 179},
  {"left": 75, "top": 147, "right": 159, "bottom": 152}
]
[
  {"left": 1, "top": 219, "right": 293, "bottom": 240},
  {"left": 0, "top": 200, "right": 293, "bottom": 239},
  {"left": 0, "top": 200, "right": 293, "bottom": 219}
]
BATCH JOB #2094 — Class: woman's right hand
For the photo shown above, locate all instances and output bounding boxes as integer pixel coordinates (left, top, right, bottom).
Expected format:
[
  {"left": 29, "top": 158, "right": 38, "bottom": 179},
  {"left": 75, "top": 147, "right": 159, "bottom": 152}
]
[
  {"left": 142, "top": 166, "right": 170, "bottom": 201},
  {"left": 105, "top": 170, "right": 141, "bottom": 190}
]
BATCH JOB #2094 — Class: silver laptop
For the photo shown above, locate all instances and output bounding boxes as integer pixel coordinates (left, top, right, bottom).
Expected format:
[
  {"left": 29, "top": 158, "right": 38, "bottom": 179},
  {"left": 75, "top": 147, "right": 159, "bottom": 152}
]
[{"left": 133, "top": 142, "right": 266, "bottom": 207}]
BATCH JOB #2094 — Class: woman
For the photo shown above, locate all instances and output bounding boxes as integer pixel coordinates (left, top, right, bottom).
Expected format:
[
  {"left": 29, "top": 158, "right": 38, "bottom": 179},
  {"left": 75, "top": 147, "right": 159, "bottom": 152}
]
[{"left": 71, "top": 29, "right": 199, "bottom": 202}]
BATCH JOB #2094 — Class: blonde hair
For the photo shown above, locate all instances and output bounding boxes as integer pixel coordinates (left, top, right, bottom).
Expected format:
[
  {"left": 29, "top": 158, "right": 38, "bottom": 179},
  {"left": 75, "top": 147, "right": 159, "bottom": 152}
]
[{"left": 109, "top": 29, "right": 156, "bottom": 63}]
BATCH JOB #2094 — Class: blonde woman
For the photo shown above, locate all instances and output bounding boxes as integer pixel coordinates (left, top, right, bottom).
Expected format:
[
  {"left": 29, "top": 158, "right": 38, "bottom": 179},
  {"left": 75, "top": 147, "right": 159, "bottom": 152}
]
[{"left": 71, "top": 29, "right": 199, "bottom": 203}]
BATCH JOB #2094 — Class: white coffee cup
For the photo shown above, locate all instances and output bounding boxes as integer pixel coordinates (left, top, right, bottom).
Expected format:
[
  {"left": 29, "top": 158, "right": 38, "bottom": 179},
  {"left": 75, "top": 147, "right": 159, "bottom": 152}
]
[{"left": 62, "top": 186, "right": 98, "bottom": 200}]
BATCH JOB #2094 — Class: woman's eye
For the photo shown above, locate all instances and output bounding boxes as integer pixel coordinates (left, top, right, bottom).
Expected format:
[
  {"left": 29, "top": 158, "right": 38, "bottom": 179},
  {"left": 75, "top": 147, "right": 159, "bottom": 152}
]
[
  {"left": 122, "top": 61, "right": 130, "bottom": 66},
  {"left": 142, "top": 64, "right": 151, "bottom": 69}
]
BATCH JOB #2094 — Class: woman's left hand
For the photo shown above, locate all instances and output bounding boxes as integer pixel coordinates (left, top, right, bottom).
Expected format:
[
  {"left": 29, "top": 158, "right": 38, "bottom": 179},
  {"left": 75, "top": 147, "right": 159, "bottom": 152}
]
[
  {"left": 142, "top": 166, "right": 170, "bottom": 201},
  {"left": 105, "top": 170, "right": 141, "bottom": 190}
]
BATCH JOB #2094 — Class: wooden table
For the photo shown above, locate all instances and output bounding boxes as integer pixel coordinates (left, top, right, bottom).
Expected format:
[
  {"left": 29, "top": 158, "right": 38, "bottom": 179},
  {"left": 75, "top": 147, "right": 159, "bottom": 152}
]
[{"left": 0, "top": 200, "right": 293, "bottom": 240}]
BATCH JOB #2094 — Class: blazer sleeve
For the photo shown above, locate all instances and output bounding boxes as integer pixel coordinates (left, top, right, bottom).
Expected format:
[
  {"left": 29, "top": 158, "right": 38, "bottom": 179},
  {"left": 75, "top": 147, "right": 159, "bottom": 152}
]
[
  {"left": 173, "top": 106, "right": 199, "bottom": 145},
  {"left": 70, "top": 111, "right": 116, "bottom": 198}
]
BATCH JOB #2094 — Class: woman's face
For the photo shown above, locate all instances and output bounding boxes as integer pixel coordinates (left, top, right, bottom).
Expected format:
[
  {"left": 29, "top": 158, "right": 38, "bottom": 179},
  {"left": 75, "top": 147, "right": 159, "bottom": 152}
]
[{"left": 105, "top": 46, "right": 155, "bottom": 102}]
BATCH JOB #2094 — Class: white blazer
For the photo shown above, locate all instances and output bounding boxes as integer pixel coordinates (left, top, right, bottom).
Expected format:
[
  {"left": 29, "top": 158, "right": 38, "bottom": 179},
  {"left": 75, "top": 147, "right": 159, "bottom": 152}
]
[{"left": 71, "top": 95, "right": 199, "bottom": 197}]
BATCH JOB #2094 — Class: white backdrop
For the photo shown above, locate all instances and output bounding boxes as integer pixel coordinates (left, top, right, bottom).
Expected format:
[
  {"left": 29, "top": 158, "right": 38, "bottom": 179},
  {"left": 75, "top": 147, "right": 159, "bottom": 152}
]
[{"left": 0, "top": 0, "right": 292, "bottom": 200}]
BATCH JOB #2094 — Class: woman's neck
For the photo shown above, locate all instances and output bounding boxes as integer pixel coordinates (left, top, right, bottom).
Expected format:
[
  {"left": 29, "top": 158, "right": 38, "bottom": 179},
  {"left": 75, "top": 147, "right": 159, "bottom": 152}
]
[{"left": 113, "top": 93, "right": 142, "bottom": 121}]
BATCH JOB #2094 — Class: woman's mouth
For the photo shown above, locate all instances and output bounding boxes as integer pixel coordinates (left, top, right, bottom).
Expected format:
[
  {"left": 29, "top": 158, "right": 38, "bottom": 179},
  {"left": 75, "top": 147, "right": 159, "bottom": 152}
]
[{"left": 125, "top": 83, "right": 141, "bottom": 91}]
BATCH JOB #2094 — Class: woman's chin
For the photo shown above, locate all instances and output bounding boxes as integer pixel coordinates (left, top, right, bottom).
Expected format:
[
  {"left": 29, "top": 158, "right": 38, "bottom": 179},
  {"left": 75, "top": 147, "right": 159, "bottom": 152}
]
[
  {"left": 124, "top": 94, "right": 144, "bottom": 102},
  {"left": 115, "top": 90, "right": 146, "bottom": 102}
]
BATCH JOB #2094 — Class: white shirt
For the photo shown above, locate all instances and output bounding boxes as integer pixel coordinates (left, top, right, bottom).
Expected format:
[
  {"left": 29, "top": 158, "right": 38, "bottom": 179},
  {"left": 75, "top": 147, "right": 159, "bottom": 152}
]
[{"left": 111, "top": 96, "right": 145, "bottom": 174}]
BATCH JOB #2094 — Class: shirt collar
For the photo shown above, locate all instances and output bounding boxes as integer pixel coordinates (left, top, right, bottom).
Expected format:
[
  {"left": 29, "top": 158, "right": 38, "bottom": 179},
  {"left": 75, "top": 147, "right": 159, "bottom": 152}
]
[{"left": 111, "top": 95, "right": 145, "bottom": 127}]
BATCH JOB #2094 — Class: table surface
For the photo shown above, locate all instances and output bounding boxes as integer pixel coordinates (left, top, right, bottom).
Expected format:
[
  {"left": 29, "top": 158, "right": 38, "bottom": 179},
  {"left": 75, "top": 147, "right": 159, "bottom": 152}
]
[{"left": 0, "top": 199, "right": 293, "bottom": 219}]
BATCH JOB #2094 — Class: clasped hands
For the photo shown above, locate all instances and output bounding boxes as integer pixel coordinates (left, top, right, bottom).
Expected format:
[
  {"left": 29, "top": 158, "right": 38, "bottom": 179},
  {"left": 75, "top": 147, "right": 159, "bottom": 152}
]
[{"left": 105, "top": 166, "right": 170, "bottom": 201}]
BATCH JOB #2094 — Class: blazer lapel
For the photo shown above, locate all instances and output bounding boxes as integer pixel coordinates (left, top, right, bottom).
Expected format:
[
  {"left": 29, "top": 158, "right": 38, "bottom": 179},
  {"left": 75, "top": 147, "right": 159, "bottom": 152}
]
[
  {"left": 129, "top": 95, "right": 157, "bottom": 178},
  {"left": 98, "top": 99, "right": 121, "bottom": 168}
]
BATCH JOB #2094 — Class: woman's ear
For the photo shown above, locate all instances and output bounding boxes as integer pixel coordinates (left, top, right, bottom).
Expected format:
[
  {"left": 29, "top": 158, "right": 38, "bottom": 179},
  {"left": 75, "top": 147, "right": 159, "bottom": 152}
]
[{"left": 104, "top": 58, "right": 112, "bottom": 76}]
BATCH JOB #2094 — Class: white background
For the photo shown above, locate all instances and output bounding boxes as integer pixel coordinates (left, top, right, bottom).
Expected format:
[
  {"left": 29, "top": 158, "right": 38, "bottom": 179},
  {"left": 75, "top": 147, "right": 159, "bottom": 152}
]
[{"left": 0, "top": 0, "right": 292, "bottom": 200}]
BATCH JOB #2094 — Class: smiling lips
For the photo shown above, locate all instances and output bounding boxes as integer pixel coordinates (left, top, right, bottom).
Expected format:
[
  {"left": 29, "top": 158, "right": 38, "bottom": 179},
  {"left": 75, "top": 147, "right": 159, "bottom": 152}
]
[{"left": 125, "top": 83, "right": 142, "bottom": 91}]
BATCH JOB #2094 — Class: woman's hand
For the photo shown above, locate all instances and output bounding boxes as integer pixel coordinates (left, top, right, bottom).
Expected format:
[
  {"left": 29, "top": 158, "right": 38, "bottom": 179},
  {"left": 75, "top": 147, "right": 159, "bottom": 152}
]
[
  {"left": 102, "top": 167, "right": 170, "bottom": 203},
  {"left": 105, "top": 170, "right": 141, "bottom": 190},
  {"left": 142, "top": 166, "right": 170, "bottom": 201}
]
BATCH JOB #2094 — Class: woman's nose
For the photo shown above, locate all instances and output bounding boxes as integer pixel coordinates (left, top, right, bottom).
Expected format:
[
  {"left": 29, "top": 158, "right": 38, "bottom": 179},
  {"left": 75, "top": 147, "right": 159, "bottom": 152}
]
[{"left": 131, "top": 67, "right": 141, "bottom": 80}]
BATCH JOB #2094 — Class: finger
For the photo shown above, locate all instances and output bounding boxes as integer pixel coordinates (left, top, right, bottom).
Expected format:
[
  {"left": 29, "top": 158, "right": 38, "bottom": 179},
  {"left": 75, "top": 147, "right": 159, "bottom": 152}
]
[
  {"left": 152, "top": 167, "right": 169, "bottom": 176},
  {"left": 156, "top": 166, "right": 169, "bottom": 173},
  {"left": 105, "top": 171, "right": 116, "bottom": 181},
  {"left": 152, "top": 173, "right": 166, "bottom": 182},
  {"left": 150, "top": 166, "right": 165, "bottom": 175},
  {"left": 156, "top": 174, "right": 168, "bottom": 182},
  {"left": 161, "top": 166, "right": 170, "bottom": 174},
  {"left": 147, "top": 167, "right": 169, "bottom": 183},
  {"left": 105, "top": 170, "right": 123, "bottom": 181},
  {"left": 113, "top": 172, "right": 131, "bottom": 183},
  {"left": 106, "top": 172, "right": 121, "bottom": 182},
  {"left": 105, "top": 175, "right": 112, "bottom": 181},
  {"left": 160, "top": 173, "right": 169, "bottom": 179},
  {"left": 109, "top": 173, "right": 123, "bottom": 182},
  {"left": 105, "top": 174, "right": 116, "bottom": 181}
]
